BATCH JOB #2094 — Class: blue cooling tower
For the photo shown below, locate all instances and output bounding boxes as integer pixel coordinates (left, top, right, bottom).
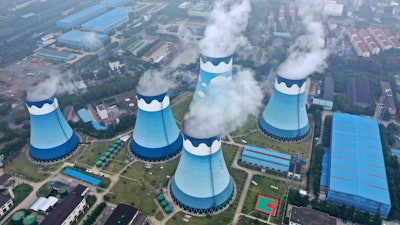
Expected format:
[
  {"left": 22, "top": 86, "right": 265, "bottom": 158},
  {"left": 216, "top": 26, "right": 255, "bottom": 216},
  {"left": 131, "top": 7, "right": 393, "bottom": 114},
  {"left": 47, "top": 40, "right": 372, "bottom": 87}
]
[
  {"left": 26, "top": 96, "right": 79, "bottom": 162},
  {"left": 170, "top": 134, "right": 234, "bottom": 214},
  {"left": 193, "top": 54, "right": 233, "bottom": 102},
  {"left": 259, "top": 75, "right": 310, "bottom": 142},
  {"left": 130, "top": 92, "right": 182, "bottom": 161}
]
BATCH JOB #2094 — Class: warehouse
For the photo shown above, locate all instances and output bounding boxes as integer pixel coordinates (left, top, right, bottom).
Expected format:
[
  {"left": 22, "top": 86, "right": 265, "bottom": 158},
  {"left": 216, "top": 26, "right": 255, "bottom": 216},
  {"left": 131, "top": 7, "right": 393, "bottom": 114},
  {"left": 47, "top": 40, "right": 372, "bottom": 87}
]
[
  {"left": 57, "top": 30, "right": 109, "bottom": 51},
  {"left": 241, "top": 145, "right": 291, "bottom": 172},
  {"left": 325, "top": 113, "right": 391, "bottom": 217},
  {"left": 56, "top": 4, "right": 108, "bottom": 29},
  {"left": 36, "top": 48, "right": 75, "bottom": 61},
  {"left": 101, "top": 0, "right": 130, "bottom": 8},
  {"left": 81, "top": 7, "right": 130, "bottom": 34}
]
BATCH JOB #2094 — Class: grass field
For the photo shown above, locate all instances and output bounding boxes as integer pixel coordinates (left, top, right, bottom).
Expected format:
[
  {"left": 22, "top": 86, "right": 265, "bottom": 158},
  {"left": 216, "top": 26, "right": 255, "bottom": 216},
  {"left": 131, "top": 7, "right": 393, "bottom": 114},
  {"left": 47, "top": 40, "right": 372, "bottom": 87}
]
[
  {"left": 242, "top": 175, "right": 288, "bottom": 224},
  {"left": 5, "top": 152, "right": 62, "bottom": 182},
  {"left": 76, "top": 141, "right": 114, "bottom": 167},
  {"left": 102, "top": 145, "right": 129, "bottom": 174}
]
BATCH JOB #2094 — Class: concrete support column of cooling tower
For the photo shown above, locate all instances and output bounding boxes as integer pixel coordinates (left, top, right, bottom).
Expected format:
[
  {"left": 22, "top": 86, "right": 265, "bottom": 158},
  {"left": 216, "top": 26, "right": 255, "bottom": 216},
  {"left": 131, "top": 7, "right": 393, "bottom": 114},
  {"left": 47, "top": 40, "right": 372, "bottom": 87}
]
[
  {"left": 170, "top": 134, "right": 234, "bottom": 214},
  {"left": 130, "top": 92, "right": 182, "bottom": 161},
  {"left": 259, "top": 75, "right": 310, "bottom": 142},
  {"left": 193, "top": 54, "right": 233, "bottom": 102},
  {"left": 26, "top": 96, "right": 79, "bottom": 162}
]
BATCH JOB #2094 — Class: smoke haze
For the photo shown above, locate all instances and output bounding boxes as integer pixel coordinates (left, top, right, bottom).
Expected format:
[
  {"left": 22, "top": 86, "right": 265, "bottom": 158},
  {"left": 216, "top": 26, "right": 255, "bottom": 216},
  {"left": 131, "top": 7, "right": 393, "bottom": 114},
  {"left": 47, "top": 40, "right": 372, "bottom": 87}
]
[
  {"left": 184, "top": 68, "right": 263, "bottom": 138},
  {"left": 137, "top": 69, "right": 197, "bottom": 96},
  {"left": 199, "top": 0, "right": 251, "bottom": 57},
  {"left": 26, "top": 71, "right": 77, "bottom": 101},
  {"left": 277, "top": 0, "right": 328, "bottom": 80}
]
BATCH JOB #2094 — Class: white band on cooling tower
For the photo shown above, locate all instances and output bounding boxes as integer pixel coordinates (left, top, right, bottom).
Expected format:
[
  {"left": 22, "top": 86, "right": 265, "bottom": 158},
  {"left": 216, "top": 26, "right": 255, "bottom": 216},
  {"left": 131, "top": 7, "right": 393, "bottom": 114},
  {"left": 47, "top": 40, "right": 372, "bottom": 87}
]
[
  {"left": 274, "top": 79, "right": 306, "bottom": 95},
  {"left": 183, "top": 138, "right": 221, "bottom": 156},
  {"left": 137, "top": 95, "right": 170, "bottom": 112},
  {"left": 200, "top": 58, "right": 233, "bottom": 74},
  {"left": 27, "top": 98, "right": 58, "bottom": 115}
]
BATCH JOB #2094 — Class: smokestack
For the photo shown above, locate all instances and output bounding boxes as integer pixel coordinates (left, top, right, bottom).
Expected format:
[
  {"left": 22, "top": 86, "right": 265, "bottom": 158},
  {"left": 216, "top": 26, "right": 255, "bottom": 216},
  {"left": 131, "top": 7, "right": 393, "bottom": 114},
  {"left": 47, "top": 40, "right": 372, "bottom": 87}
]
[
  {"left": 170, "top": 132, "right": 234, "bottom": 214},
  {"left": 26, "top": 95, "right": 79, "bottom": 161},
  {"left": 130, "top": 91, "right": 182, "bottom": 161}
]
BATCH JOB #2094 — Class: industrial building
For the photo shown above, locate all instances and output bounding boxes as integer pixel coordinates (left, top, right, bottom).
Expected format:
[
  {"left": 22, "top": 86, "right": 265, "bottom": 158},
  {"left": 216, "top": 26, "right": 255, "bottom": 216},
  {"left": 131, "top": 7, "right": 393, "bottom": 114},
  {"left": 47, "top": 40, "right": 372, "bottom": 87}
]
[
  {"left": 323, "top": 76, "right": 334, "bottom": 102},
  {"left": 41, "top": 185, "right": 88, "bottom": 225},
  {"left": 25, "top": 95, "right": 79, "bottom": 162},
  {"left": 241, "top": 145, "right": 291, "bottom": 172},
  {"left": 0, "top": 195, "right": 13, "bottom": 217},
  {"left": 380, "top": 81, "right": 396, "bottom": 117},
  {"left": 81, "top": 7, "right": 129, "bottom": 34},
  {"left": 170, "top": 132, "right": 234, "bottom": 214},
  {"left": 56, "top": 4, "right": 108, "bottom": 29},
  {"left": 346, "top": 76, "right": 372, "bottom": 107},
  {"left": 193, "top": 54, "right": 233, "bottom": 102},
  {"left": 57, "top": 30, "right": 109, "bottom": 51},
  {"left": 35, "top": 48, "right": 75, "bottom": 61},
  {"left": 104, "top": 203, "right": 147, "bottom": 225},
  {"left": 101, "top": 0, "right": 130, "bottom": 8},
  {"left": 289, "top": 205, "right": 337, "bottom": 225},
  {"left": 259, "top": 75, "right": 310, "bottom": 142},
  {"left": 323, "top": 113, "right": 391, "bottom": 217},
  {"left": 130, "top": 91, "right": 182, "bottom": 161}
]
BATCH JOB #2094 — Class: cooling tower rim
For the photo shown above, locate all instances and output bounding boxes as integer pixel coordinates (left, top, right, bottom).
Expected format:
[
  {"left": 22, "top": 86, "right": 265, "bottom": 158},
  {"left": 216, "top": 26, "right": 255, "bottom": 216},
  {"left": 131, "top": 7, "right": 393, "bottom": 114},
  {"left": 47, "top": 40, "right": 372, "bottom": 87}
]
[
  {"left": 276, "top": 74, "right": 307, "bottom": 83},
  {"left": 25, "top": 94, "right": 56, "bottom": 107},
  {"left": 200, "top": 53, "right": 233, "bottom": 66},
  {"left": 136, "top": 91, "right": 168, "bottom": 103},
  {"left": 136, "top": 86, "right": 168, "bottom": 98},
  {"left": 182, "top": 133, "right": 220, "bottom": 147}
]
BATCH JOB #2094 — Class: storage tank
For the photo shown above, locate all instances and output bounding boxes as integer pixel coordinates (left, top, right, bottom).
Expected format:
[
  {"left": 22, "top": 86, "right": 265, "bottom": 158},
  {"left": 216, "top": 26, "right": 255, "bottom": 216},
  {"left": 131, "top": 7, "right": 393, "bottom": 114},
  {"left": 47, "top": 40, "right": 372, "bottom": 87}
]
[{"left": 12, "top": 211, "right": 25, "bottom": 225}]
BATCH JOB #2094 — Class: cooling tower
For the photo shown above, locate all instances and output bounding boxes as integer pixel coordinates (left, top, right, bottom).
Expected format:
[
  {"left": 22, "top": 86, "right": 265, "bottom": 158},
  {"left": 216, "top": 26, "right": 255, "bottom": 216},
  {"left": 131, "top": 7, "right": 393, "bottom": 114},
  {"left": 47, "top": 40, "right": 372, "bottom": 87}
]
[
  {"left": 170, "top": 133, "right": 234, "bottom": 214},
  {"left": 193, "top": 54, "right": 233, "bottom": 102},
  {"left": 26, "top": 95, "right": 79, "bottom": 162},
  {"left": 259, "top": 75, "right": 310, "bottom": 142},
  {"left": 130, "top": 91, "right": 182, "bottom": 161}
]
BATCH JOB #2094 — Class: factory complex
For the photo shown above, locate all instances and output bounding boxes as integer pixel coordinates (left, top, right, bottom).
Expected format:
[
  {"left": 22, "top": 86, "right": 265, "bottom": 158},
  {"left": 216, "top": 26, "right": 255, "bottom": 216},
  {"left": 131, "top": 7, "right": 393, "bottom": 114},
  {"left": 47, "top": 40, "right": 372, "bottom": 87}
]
[{"left": 320, "top": 113, "right": 391, "bottom": 217}]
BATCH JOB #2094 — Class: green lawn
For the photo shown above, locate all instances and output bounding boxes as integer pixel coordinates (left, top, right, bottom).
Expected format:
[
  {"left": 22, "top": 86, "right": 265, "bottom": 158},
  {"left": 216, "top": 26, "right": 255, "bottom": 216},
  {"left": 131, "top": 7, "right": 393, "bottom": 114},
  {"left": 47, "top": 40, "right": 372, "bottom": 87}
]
[
  {"left": 38, "top": 182, "right": 53, "bottom": 197},
  {"left": 76, "top": 141, "right": 114, "bottom": 167},
  {"left": 242, "top": 175, "right": 288, "bottom": 224},
  {"left": 13, "top": 183, "right": 33, "bottom": 205},
  {"left": 122, "top": 157, "right": 180, "bottom": 189},
  {"left": 103, "top": 160, "right": 126, "bottom": 174},
  {"left": 5, "top": 153, "right": 60, "bottom": 182},
  {"left": 104, "top": 177, "right": 158, "bottom": 216}
]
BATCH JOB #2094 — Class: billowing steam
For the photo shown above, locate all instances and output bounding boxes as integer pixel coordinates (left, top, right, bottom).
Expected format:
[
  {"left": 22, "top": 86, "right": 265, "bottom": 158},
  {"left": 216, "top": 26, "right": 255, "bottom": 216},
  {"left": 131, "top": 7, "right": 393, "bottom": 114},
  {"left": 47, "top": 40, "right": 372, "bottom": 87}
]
[
  {"left": 277, "top": 0, "right": 328, "bottom": 80},
  {"left": 184, "top": 68, "right": 263, "bottom": 138},
  {"left": 83, "top": 32, "right": 105, "bottom": 51},
  {"left": 199, "top": 0, "right": 251, "bottom": 57},
  {"left": 136, "top": 69, "right": 197, "bottom": 96},
  {"left": 26, "top": 71, "right": 77, "bottom": 101}
]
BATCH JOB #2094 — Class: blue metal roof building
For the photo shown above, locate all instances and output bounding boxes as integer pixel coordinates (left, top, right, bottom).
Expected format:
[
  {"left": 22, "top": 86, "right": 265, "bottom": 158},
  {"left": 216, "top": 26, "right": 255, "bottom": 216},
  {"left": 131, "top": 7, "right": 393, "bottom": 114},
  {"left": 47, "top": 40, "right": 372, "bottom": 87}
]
[
  {"left": 241, "top": 145, "right": 291, "bottom": 172},
  {"left": 81, "top": 7, "right": 129, "bottom": 34},
  {"left": 101, "top": 0, "right": 129, "bottom": 8},
  {"left": 57, "top": 30, "right": 109, "bottom": 51},
  {"left": 56, "top": 4, "right": 108, "bottom": 29},
  {"left": 327, "top": 113, "right": 391, "bottom": 217},
  {"left": 36, "top": 48, "right": 75, "bottom": 61}
]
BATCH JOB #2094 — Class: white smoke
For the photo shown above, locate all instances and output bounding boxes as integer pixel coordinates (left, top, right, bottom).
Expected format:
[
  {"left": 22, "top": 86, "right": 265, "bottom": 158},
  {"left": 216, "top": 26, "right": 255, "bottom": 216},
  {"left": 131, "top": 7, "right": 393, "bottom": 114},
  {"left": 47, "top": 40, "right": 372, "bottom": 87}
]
[
  {"left": 199, "top": 0, "right": 251, "bottom": 57},
  {"left": 137, "top": 69, "right": 197, "bottom": 96},
  {"left": 83, "top": 32, "right": 105, "bottom": 51},
  {"left": 184, "top": 68, "right": 263, "bottom": 138},
  {"left": 277, "top": 0, "right": 329, "bottom": 80},
  {"left": 26, "top": 71, "right": 77, "bottom": 101}
]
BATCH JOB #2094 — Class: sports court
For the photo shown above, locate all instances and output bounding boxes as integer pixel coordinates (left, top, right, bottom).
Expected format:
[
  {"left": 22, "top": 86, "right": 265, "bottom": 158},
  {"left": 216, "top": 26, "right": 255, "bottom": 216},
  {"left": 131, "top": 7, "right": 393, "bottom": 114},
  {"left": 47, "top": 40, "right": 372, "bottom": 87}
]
[{"left": 254, "top": 194, "right": 279, "bottom": 216}]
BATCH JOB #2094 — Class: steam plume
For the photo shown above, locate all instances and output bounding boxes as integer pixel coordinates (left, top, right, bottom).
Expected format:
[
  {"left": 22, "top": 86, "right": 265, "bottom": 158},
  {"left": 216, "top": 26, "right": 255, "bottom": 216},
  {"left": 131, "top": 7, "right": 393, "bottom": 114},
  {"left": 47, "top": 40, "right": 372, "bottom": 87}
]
[
  {"left": 184, "top": 68, "right": 263, "bottom": 138},
  {"left": 26, "top": 71, "right": 77, "bottom": 101},
  {"left": 136, "top": 69, "right": 197, "bottom": 96},
  {"left": 277, "top": 0, "right": 328, "bottom": 80},
  {"left": 199, "top": 0, "right": 251, "bottom": 57}
]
